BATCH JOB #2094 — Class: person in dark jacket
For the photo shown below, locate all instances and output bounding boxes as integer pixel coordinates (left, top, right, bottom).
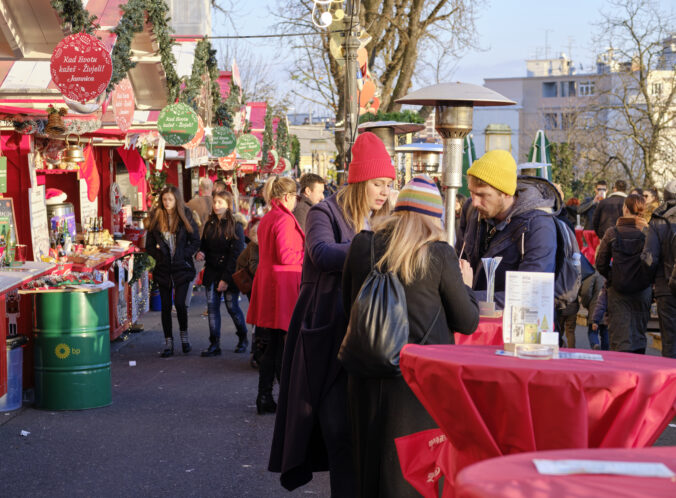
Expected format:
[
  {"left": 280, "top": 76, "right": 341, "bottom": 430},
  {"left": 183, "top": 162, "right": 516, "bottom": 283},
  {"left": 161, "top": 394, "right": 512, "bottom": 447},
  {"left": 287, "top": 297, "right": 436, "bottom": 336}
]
[
  {"left": 641, "top": 180, "right": 676, "bottom": 357},
  {"left": 591, "top": 282, "right": 610, "bottom": 348},
  {"left": 342, "top": 175, "right": 479, "bottom": 498},
  {"left": 593, "top": 179, "right": 628, "bottom": 238},
  {"left": 460, "top": 150, "right": 558, "bottom": 308},
  {"left": 269, "top": 132, "right": 395, "bottom": 497},
  {"left": 578, "top": 255, "right": 607, "bottom": 350},
  {"left": 293, "top": 173, "right": 325, "bottom": 232},
  {"left": 236, "top": 221, "right": 260, "bottom": 368},
  {"left": 145, "top": 185, "right": 200, "bottom": 357},
  {"left": 577, "top": 180, "right": 607, "bottom": 230},
  {"left": 195, "top": 191, "right": 248, "bottom": 356},
  {"left": 596, "top": 194, "right": 651, "bottom": 353}
]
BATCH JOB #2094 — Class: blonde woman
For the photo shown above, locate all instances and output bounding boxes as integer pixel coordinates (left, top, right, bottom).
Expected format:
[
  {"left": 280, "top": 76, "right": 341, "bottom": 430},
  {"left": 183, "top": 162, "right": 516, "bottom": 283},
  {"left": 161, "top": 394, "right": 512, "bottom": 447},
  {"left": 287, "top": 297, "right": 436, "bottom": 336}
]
[
  {"left": 246, "top": 176, "right": 304, "bottom": 414},
  {"left": 269, "top": 132, "right": 394, "bottom": 496},
  {"left": 145, "top": 185, "right": 200, "bottom": 357},
  {"left": 342, "top": 175, "right": 479, "bottom": 497}
]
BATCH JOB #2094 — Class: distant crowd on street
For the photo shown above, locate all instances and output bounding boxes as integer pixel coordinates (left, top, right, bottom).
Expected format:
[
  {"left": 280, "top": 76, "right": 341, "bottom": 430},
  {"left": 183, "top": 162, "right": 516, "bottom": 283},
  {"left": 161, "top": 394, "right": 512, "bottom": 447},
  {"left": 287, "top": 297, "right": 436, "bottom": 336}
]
[{"left": 143, "top": 130, "right": 676, "bottom": 497}]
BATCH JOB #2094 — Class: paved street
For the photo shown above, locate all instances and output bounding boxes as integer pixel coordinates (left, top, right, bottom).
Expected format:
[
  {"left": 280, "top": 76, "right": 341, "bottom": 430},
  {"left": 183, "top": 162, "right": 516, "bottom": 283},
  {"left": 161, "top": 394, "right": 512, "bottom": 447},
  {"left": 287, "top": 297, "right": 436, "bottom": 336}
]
[{"left": 1, "top": 293, "right": 674, "bottom": 497}]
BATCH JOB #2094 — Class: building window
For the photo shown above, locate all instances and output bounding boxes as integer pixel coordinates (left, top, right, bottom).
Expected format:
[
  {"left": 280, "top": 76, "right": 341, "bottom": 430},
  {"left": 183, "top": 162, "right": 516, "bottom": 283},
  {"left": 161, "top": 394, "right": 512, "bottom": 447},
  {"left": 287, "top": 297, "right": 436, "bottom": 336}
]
[
  {"left": 568, "top": 81, "right": 576, "bottom": 97},
  {"left": 544, "top": 113, "right": 559, "bottom": 130},
  {"left": 561, "top": 113, "right": 575, "bottom": 130},
  {"left": 543, "top": 82, "right": 557, "bottom": 98},
  {"left": 579, "top": 81, "right": 595, "bottom": 96},
  {"left": 651, "top": 82, "right": 663, "bottom": 96}
]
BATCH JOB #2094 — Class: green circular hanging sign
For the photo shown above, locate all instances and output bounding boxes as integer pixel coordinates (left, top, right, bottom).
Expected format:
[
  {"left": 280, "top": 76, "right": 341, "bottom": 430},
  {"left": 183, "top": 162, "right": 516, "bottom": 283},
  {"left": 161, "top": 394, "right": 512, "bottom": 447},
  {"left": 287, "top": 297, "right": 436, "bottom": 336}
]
[
  {"left": 206, "top": 127, "right": 237, "bottom": 157},
  {"left": 157, "top": 103, "right": 199, "bottom": 146},
  {"left": 236, "top": 134, "right": 261, "bottom": 160}
]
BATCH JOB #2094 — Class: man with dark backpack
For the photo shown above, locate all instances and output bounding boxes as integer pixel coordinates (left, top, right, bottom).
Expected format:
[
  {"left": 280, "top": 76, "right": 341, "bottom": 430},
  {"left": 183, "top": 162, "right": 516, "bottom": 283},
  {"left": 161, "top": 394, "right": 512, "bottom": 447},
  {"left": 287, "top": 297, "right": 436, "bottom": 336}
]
[{"left": 641, "top": 180, "right": 676, "bottom": 358}]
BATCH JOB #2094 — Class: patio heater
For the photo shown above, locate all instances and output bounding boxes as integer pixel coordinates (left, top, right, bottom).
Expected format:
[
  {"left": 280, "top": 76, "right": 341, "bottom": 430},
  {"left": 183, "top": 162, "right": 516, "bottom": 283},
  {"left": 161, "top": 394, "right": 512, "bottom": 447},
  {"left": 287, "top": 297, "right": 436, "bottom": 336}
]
[
  {"left": 396, "top": 83, "right": 516, "bottom": 246},
  {"left": 357, "top": 121, "right": 426, "bottom": 187}
]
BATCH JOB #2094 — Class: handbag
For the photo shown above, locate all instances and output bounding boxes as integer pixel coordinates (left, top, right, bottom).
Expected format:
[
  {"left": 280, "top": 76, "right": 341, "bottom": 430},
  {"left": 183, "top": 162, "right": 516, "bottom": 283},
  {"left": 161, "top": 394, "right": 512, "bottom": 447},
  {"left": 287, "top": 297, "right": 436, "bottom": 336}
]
[
  {"left": 338, "top": 234, "right": 440, "bottom": 378},
  {"left": 232, "top": 268, "right": 253, "bottom": 294}
]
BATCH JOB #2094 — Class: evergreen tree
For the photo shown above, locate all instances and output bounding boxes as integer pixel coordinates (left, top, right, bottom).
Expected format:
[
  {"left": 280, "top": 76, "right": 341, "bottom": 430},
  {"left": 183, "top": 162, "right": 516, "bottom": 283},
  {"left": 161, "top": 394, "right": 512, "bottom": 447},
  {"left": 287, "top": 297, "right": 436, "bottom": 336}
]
[
  {"left": 260, "top": 104, "right": 274, "bottom": 169},
  {"left": 276, "top": 115, "right": 289, "bottom": 160}
]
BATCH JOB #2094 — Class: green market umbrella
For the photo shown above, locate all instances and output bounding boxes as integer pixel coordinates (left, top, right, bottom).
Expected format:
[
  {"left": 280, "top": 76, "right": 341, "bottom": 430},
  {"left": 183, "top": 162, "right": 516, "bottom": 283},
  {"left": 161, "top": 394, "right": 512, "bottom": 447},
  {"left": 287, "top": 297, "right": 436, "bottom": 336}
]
[
  {"left": 460, "top": 135, "right": 476, "bottom": 197},
  {"left": 527, "top": 130, "right": 552, "bottom": 181}
]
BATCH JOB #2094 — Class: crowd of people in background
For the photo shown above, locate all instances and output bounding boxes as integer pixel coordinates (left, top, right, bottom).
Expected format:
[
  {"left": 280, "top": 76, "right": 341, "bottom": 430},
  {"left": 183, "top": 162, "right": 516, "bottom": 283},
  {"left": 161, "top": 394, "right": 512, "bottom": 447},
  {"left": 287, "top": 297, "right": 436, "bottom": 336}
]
[{"left": 144, "top": 131, "right": 676, "bottom": 497}]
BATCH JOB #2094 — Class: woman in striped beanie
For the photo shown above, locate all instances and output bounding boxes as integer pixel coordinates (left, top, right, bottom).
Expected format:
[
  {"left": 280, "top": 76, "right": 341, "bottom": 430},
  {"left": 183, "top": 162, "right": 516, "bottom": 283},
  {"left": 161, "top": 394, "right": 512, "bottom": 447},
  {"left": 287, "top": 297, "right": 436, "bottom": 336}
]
[{"left": 342, "top": 174, "right": 479, "bottom": 497}]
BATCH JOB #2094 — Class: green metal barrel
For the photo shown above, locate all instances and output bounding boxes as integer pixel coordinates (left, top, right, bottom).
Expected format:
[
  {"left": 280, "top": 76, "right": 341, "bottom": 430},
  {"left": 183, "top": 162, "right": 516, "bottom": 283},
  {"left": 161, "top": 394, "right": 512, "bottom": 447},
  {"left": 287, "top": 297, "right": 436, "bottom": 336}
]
[{"left": 33, "top": 289, "right": 111, "bottom": 410}]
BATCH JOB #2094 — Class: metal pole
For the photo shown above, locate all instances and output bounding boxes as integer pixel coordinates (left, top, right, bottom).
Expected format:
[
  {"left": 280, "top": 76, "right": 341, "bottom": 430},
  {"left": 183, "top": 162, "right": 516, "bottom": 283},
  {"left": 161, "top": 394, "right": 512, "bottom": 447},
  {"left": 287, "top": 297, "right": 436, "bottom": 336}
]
[
  {"left": 441, "top": 137, "right": 464, "bottom": 246},
  {"left": 343, "top": 0, "right": 361, "bottom": 171}
]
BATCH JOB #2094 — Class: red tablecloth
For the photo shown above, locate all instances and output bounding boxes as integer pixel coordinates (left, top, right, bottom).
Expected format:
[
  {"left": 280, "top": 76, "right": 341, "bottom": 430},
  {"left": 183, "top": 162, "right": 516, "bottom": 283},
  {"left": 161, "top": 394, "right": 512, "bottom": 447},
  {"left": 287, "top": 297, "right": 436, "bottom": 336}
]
[
  {"left": 454, "top": 317, "right": 503, "bottom": 346},
  {"left": 399, "top": 345, "right": 676, "bottom": 495},
  {"left": 575, "top": 228, "right": 601, "bottom": 265},
  {"left": 456, "top": 446, "right": 676, "bottom": 497}
]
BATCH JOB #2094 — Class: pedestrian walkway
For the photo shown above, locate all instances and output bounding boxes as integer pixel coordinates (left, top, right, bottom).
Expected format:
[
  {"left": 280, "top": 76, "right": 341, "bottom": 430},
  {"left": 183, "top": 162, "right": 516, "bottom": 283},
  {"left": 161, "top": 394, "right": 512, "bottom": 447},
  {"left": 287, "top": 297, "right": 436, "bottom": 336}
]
[{"left": 0, "top": 293, "right": 329, "bottom": 497}]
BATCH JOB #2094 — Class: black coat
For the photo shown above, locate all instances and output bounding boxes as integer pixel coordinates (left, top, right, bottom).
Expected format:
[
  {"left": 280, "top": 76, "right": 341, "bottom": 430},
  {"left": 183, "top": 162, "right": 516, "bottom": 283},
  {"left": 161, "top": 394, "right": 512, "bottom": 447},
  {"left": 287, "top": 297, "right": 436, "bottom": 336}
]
[
  {"left": 341, "top": 230, "right": 479, "bottom": 497},
  {"left": 642, "top": 200, "right": 676, "bottom": 298},
  {"left": 593, "top": 193, "right": 626, "bottom": 238},
  {"left": 292, "top": 195, "right": 313, "bottom": 233},
  {"left": 145, "top": 208, "right": 200, "bottom": 287},
  {"left": 199, "top": 215, "right": 246, "bottom": 288},
  {"left": 269, "top": 194, "right": 355, "bottom": 490}
]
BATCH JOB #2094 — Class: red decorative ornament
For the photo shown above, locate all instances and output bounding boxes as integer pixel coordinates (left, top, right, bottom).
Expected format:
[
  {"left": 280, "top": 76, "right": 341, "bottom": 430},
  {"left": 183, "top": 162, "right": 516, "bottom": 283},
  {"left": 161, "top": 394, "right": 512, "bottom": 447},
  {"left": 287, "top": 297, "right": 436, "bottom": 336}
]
[
  {"left": 183, "top": 116, "right": 205, "bottom": 150},
  {"left": 50, "top": 33, "right": 113, "bottom": 104},
  {"left": 112, "top": 78, "right": 135, "bottom": 132},
  {"left": 218, "top": 151, "right": 237, "bottom": 171}
]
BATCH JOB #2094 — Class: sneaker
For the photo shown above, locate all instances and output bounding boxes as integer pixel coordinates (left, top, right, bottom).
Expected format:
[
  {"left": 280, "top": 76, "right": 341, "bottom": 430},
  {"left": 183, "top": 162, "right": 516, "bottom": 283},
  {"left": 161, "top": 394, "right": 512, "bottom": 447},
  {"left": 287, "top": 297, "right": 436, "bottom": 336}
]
[{"left": 592, "top": 344, "right": 601, "bottom": 350}]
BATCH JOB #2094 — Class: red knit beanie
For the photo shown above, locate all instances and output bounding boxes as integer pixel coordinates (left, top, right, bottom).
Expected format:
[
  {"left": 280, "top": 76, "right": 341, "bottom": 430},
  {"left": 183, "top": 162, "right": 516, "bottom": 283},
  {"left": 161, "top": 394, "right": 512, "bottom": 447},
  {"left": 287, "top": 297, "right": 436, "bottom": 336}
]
[{"left": 347, "top": 132, "right": 396, "bottom": 184}]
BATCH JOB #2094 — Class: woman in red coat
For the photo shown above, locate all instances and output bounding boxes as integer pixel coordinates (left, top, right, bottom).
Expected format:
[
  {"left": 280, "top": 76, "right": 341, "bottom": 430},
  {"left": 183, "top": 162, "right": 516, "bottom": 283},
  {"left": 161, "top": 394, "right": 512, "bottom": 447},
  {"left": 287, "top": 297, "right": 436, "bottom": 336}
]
[{"left": 247, "top": 176, "right": 304, "bottom": 414}]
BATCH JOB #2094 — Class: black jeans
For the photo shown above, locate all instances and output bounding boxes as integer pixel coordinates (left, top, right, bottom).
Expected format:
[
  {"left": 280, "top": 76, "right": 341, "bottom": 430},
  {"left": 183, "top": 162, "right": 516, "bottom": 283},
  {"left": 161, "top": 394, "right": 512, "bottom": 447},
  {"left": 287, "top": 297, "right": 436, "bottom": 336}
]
[
  {"left": 257, "top": 327, "right": 285, "bottom": 396},
  {"left": 159, "top": 281, "right": 190, "bottom": 339}
]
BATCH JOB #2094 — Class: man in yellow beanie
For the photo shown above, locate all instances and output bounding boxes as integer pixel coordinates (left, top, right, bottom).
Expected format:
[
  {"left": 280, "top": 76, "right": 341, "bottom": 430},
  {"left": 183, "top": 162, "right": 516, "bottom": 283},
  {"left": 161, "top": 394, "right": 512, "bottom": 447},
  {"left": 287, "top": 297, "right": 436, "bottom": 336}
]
[{"left": 460, "top": 150, "right": 560, "bottom": 307}]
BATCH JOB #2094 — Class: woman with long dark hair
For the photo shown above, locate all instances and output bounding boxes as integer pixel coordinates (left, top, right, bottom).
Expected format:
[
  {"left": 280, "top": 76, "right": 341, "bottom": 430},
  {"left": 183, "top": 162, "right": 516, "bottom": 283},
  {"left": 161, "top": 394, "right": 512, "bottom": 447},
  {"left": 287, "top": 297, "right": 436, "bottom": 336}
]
[
  {"left": 195, "top": 191, "right": 248, "bottom": 356},
  {"left": 342, "top": 175, "right": 479, "bottom": 497},
  {"left": 596, "top": 193, "right": 651, "bottom": 353},
  {"left": 246, "top": 176, "right": 304, "bottom": 414},
  {"left": 146, "top": 185, "right": 200, "bottom": 357}
]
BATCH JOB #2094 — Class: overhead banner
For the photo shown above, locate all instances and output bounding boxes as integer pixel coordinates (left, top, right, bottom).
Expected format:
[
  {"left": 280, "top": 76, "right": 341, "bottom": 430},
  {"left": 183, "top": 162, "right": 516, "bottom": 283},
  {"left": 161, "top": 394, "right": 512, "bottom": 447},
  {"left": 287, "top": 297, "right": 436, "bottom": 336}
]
[
  {"left": 50, "top": 33, "right": 113, "bottom": 104},
  {"left": 158, "top": 103, "right": 199, "bottom": 146},
  {"left": 112, "top": 78, "right": 135, "bottom": 132}
]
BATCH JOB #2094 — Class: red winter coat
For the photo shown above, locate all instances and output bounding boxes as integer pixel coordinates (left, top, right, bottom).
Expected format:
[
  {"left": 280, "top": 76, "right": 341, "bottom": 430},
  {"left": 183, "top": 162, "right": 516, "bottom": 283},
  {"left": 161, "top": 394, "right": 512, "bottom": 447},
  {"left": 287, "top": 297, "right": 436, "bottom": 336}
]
[{"left": 246, "top": 199, "right": 305, "bottom": 331}]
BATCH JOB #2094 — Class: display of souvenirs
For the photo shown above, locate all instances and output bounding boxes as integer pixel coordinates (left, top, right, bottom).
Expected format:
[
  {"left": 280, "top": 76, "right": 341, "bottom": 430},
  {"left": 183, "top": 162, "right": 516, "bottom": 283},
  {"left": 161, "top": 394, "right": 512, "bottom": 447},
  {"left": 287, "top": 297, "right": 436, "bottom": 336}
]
[{"left": 22, "top": 270, "right": 105, "bottom": 290}]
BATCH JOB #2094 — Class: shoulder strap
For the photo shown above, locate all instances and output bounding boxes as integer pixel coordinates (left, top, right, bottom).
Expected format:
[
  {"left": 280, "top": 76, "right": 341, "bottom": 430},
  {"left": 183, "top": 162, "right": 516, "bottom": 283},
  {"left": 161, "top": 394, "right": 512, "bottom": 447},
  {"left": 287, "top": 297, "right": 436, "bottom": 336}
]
[
  {"left": 419, "top": 307, "right": 441, "bottom": 345},
  {"left": 370, "top": 231, "right": 375, "bottom": 269}
]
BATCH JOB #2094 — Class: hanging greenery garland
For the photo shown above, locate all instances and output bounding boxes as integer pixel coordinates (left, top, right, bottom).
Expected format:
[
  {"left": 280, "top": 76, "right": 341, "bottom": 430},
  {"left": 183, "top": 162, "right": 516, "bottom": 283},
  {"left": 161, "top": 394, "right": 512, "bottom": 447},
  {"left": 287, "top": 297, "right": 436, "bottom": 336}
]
[
  {"left": 108, "top": 0, "right": 180, "bottom": 102},
  {"left": 50, "top": 0, "right": 99, "bottom": 35}
]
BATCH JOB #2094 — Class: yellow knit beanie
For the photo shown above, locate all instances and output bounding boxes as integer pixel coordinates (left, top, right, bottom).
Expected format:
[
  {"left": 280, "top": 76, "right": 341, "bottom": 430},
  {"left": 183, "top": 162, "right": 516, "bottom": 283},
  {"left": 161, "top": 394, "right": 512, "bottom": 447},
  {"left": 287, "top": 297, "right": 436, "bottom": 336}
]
[{"left": 467, "top": 150, "right": 517, "bottom": 195}]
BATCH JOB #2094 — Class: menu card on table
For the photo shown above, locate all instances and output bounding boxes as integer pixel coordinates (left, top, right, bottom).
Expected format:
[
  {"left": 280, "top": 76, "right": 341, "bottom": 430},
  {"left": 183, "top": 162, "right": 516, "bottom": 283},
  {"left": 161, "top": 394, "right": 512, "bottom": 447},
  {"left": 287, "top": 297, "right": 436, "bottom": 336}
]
[
  {"left": 533, "top": 459, "right": 675, "bottom": 478},
  {"left": 502, "top": 271, "right": 555, "bottom": 344}
]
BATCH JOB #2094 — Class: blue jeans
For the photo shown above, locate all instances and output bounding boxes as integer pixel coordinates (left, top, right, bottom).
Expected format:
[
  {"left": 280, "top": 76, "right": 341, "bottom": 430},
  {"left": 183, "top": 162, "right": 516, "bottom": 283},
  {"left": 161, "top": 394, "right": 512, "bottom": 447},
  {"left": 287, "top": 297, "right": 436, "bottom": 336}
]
[
  {"left": 205, "top": 283, "right": 248, "bottom": 344},
  {"left": 587, "top": 324, "right": 609, "bottom": 350}
]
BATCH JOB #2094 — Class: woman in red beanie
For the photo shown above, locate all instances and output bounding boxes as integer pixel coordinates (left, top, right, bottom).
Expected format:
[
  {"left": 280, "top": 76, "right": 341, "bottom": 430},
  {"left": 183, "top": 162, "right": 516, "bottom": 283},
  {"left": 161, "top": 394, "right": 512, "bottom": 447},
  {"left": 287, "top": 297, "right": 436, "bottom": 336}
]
[{"left": 269, "top": 132, "right": 395, "bottom": 496}]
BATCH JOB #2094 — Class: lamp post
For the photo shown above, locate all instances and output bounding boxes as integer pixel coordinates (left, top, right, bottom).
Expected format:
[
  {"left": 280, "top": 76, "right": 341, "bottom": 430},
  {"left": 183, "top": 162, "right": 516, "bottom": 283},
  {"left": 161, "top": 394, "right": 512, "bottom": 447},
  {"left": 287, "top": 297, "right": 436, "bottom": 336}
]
[
  {"left": 357, "top": 121, "right": 426, "bottom": 187},
  {"left": 396, "top": 83, "right": 515, "bottom": 246}
]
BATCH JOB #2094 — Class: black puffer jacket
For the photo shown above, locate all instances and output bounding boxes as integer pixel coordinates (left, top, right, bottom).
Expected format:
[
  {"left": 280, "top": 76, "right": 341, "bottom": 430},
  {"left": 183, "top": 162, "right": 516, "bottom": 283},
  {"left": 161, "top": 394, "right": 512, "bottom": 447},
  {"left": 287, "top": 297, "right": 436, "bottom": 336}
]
[
  {"left": 146, "top": 208, "right": 200, "bottom": 287},
  {"left": 596, "top": 216, "right": 649, "bottom": 293},
  {"left": 593, "top": 192, "right": 627, "bottom": 238},
  {"left": 641, "top": 200, "right": 676, "bottom": 298},
  {"left": 200, "top": 215, "right": 246, "bottom": 288}
]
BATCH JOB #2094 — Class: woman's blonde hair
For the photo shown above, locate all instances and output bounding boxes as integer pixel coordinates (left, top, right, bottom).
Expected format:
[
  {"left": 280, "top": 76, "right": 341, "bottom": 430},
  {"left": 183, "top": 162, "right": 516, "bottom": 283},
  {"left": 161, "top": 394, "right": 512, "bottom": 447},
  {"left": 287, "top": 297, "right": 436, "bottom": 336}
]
[
  {"left": 372, "top": 211, "right": 445, "bottom": 285},
  {"left": 263, "top": 176, "right": 297, "bottom": 203},
  {"left": 336, "top": 181, "right": 390, "bottom": 233}
]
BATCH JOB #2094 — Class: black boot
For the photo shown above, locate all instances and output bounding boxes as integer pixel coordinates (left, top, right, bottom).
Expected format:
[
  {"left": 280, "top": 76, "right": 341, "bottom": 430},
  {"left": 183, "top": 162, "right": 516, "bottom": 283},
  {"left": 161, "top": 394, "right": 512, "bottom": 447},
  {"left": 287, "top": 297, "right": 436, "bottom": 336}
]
[
  {"left": 180, "top": 330, "right": 191, "bottom": 354},
  {"left": 160, "top": 337, "right": 174, "bottom": 358},
  {"left": 234, "top": 334, "right": 249, "bottom": 354},
  {"left": 256, "top": 393, "right": 277, "bottom": 414},
  {"left": 201, "top": 343, "right": 222, "bottom": 357}
]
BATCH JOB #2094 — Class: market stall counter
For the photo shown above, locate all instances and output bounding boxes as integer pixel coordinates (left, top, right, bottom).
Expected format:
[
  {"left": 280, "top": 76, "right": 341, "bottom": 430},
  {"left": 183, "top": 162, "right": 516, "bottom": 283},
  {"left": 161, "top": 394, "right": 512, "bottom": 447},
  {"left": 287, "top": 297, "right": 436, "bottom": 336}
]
[
  {"left": 68, "top": 246, "right": 138, "bottom": 341},
  {"left": 0, "top": 262, "right": 56, "bottom": 400}
]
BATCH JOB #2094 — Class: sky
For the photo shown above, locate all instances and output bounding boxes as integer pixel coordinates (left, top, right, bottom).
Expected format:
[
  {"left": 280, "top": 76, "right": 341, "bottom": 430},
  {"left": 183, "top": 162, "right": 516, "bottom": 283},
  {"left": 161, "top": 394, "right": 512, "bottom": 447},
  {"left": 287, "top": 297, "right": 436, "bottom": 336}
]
[{"left": 212, "top": 0, "right": 673, "bottom": 113}]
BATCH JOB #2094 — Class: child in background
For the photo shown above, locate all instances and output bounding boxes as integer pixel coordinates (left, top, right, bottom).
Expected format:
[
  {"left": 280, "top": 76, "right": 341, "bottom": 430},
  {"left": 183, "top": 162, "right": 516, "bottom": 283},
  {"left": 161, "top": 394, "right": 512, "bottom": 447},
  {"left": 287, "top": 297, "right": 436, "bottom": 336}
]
[
  {"left": 591, "top": 282, "right": 610, "bottom": 350},
  {"left": 236, "top": 222, "right": 260, "bottom": 368}
]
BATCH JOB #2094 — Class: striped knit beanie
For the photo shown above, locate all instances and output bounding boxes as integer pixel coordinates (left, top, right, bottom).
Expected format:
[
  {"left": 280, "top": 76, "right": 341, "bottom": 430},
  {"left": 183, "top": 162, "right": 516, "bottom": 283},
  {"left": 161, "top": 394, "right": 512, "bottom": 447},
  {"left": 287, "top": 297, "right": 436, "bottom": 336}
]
[{"left": 394, "top": 175, "right": 443, "bottom": 218}]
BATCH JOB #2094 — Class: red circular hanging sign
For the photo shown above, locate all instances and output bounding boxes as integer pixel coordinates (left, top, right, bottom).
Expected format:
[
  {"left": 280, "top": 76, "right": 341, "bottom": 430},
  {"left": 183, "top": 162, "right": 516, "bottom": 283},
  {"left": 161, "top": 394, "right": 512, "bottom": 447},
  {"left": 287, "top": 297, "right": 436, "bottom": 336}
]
[
  {"left": 112, "top": 78, "right": 135, "bottom": 132},
  {"left": 50, "top": 33, "right": 113, "bottom": 104},
  {"left": 218, "top": 151, "right": 237, "bottom": 171}
]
